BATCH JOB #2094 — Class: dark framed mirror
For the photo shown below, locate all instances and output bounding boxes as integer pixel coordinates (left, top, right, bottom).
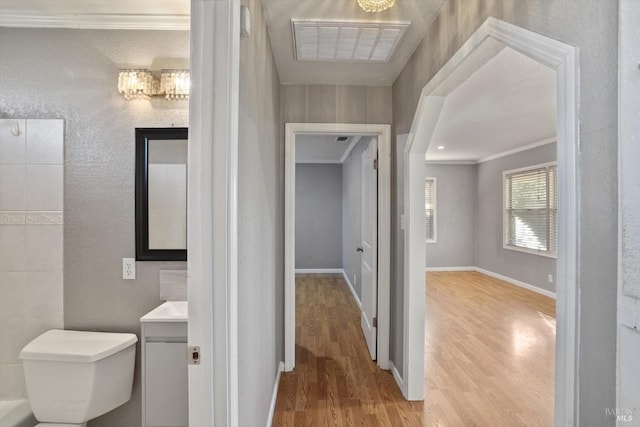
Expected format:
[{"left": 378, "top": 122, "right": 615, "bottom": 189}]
[{"left": 135, "top": 127, "right": 188, "bottom": 261}]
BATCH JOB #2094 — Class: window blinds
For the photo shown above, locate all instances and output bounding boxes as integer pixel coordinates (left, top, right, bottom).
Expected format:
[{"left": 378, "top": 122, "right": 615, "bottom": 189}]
[
  {"left": 425, "top": 179, "right": 435, "bottom": 241},
  {"left": 504, "top": 165, "right": 557, "bottom": 254}
]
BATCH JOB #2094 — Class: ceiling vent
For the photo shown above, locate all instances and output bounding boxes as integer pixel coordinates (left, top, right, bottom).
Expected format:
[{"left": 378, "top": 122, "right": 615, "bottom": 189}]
[
  {"left": 335, "top": 136, "right": 351, "bottom": 144},
  {"left": 292, "top": 19, "right": 410, "bottom": 63}
]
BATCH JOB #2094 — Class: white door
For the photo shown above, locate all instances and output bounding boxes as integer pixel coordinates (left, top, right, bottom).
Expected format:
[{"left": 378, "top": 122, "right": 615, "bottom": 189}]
[{"left": 361, "top": 137, "right": 378, "bottom": 359}]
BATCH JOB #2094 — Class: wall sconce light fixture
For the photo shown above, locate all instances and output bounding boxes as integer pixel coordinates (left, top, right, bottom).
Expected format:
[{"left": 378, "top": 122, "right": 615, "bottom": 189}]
[
  {"left": 118, "top": 69, "right": 189, "bottom": 100},
  {"left": 161, "top": 70, "right": 190, "bottom": 100}
]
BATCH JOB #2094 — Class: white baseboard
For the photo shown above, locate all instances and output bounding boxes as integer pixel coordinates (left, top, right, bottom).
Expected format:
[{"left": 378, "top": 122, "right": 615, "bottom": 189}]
[
  {"left": 425, "top": 266, "right": 556, "bottom": 299},
  {"left": 389, "top": 360, "right": 405, "bottom": 397},
  {"left": 341, "top": 270, "right": 362, "bottom": 310},
  {"left": 266, "top": 361, "right": 284, "bottom": 427},
  {"left": 295, "top": 268, "right": 343, "bottom": 274},
  {"left": 425, "top": 266, "right": 475, "bottom": 272},
  {"left": 474, "top": 267, "right": 556, "bottom": 299}
]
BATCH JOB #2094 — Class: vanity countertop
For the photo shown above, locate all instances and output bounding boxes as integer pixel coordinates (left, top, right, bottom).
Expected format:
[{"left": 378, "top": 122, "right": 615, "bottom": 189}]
[{"left": 141, "top": 301, "right": 188, "bottom": 323}]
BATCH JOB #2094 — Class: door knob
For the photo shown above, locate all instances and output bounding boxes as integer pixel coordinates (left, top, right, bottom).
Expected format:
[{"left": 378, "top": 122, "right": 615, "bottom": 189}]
[{"left": 357, "top": 247, "right": 364, "bottom": 253}]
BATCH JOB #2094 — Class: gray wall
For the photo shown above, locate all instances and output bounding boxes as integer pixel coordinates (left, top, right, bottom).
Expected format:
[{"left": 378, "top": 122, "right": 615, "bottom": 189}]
[
  {"left": 341, "top": 137, "right": 372, "bottom": 298},
  {"left": 295, "top": 164, "right": 343, "bottom": 269},
  {"left": 425, "top": 164, "right": 476, "bottom": 268},
  {"left": 0, "top": 28, "right": 189, "bottom": 427},
  {"left": 391, "top": 1, "right": 618, "bottom": 423},
  {"left": 476, "top": 143, "right": 557, "bottom": 293},
  {"left": 237, "top": 0, "right": 283, "bottom": 425},
  {"left": 281, "top": 84, "right": 392, "bottom": 303},
  {"left": 281, "top": 84, "right": 392, "bottom": 124},
  {"left": 425, "top": 145, "right": 557, "bottom": 294}
]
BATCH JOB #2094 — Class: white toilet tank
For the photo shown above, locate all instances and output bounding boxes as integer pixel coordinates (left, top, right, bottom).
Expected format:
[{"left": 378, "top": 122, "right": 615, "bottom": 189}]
[{"left": 20, "top": 329, "right": 138, "bottom": 424}]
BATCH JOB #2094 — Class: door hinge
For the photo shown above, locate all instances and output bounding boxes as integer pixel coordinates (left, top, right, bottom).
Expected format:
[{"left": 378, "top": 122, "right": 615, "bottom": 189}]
[
  {"left": 188, "top": 346, "right": 201, "bottom": 365},
  {"left": 373, "top": 317, "right": 378, "bottom": 328},
  {"left": 373, "top": 159, "right": 378, "bottom": 170}
]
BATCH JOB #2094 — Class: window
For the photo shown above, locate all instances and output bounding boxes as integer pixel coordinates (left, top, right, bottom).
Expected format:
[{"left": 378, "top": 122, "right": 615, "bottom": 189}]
[
  {"left": 425, "top": 177, "right": 436, "bottom": 242},
  {"left": 504, "top": 163, "right": 557, "bottom": 257}
]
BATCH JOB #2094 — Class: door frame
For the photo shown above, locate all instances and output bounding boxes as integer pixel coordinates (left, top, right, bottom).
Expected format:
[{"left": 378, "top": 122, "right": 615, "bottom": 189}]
[
  {"left": 401, "top": 17, "right": 579, "bottom": 426},
  {"left": 188, "top": 0, "right": 240, "bottom": 426},
  {"left": 284, "top": 123, "right": 391, "bottom": 372}
]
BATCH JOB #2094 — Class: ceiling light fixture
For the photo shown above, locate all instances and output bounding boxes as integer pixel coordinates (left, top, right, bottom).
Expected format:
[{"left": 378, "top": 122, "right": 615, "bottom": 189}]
[
  {"left": 357, "top": 0, "right": 395, "bottom": 13},
  {"left": 437, "top": 145, "right": 445, "bottom": 150}
]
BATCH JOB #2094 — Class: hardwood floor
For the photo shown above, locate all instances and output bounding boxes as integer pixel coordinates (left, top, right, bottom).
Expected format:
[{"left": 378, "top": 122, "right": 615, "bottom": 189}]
[{"left": 272, "top": 272, "right": 556, "bottom": 426}]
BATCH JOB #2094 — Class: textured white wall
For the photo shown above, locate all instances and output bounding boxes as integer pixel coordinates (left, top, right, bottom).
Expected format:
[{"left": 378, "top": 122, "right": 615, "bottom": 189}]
[
  {"left": 237, "top": 0, "right": 283, "bottom": 425},
  {"left": 0, "top": 28, "right": 189, "bottom": 427}
]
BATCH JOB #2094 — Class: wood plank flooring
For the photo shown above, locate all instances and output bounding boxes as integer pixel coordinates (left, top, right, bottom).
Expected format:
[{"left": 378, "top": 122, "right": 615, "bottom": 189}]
[{"left": 272, "top": 272, "right": 556, "bottom": 426}]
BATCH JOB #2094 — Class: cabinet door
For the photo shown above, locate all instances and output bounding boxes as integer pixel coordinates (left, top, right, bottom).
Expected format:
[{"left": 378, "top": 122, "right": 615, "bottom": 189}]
[{"left": 145, "top": 342, "right": 188, "bottom": 427}]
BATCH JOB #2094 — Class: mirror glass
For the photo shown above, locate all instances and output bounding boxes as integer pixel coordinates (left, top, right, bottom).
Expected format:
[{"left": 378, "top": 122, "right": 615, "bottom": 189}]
[{"left": 136, "top": 128, "right": 188, "bottom": 261}]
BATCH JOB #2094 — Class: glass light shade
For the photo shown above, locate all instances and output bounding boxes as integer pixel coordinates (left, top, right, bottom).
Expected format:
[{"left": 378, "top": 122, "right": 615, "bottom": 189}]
[
  {"left": 357, "top": 0, "right": 394, "bottom": 13},
  {"left": 161, "top": 70, "right": 190, "bottom": 100},
  {"left": 118, "top": 69, "right": 154, "bottom": 100}
]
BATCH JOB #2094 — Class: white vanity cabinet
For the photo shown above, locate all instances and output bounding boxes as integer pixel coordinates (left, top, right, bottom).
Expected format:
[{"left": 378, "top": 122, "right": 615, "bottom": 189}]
[{"left": 141, "top": 302, "right": 189, "bottom": 427}]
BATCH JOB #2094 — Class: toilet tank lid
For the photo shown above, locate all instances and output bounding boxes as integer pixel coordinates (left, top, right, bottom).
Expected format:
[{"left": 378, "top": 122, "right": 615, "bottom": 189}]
[{"left": 19, "top": 329, "right": 138, "bottom": 363}]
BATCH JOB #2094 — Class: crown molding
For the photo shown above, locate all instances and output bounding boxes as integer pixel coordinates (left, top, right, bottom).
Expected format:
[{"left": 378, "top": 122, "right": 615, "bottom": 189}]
[
  {"left": 0, "top": 11, "right": 189, "bottom": 31},
  {"left": 424, "top": 159, "right": 477, "bottom": 165},
  {"left": 477, "top": 136, "right": 556, "bottom": 163},
  {"left": 425, "top": 136, "right": 557, "bottom": 165}
]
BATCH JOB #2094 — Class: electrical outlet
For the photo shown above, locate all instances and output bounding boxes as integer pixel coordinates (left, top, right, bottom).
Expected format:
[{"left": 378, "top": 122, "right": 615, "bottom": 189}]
[
  {"left": 123, "top": 258, "right": 136, "bottom": 280},
  {"left": 548, "top": 274, "right": 553, "bottom": 283}
]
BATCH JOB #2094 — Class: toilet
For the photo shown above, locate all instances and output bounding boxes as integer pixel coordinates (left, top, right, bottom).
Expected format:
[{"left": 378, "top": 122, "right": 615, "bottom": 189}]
[{"left": 19, "top": 329, "right": 138, "bottom": 427}]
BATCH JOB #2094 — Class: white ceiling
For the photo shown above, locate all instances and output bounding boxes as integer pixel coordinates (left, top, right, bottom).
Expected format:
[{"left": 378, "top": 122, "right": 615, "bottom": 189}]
[
  {"left": 426, "top": 47, "right": 557, "bottom": 162},
  {"left": 296, "top": 134, "right": 362, "bottom": 163},
  {"left": 262, "top": 0, "right": 445, "bottom": 85}
]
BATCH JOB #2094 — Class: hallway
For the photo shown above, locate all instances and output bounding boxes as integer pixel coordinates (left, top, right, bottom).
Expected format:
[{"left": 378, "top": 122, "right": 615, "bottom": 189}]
[
  {"left": 272, "top": 272, "right": 555, "bottom": 426},
  {"left": 273, "top": 274, "right": 408, "bottom": 425}
]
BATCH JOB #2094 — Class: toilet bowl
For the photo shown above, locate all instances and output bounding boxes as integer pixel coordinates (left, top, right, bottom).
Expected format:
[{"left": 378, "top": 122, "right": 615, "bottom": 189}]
[{"left": 19, "top": 329, "right": 137, "bottom": 427}]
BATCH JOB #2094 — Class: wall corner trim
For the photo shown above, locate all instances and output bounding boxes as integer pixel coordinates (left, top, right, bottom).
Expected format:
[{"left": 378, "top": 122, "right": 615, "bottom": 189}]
[
  {"left": 266, "top": 361, "right": 285, "bottom": 427},
  {"left": 342, "top": 270, "right": 362, "bottom": 310}
]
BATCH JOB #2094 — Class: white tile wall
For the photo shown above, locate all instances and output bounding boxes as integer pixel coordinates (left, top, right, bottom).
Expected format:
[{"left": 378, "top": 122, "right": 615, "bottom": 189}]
[
  {"left": 0, "top": 165, "right": 26, "bottom": 210},
  {"left": 0, "top": 119, "right": 26, "bottom": 164},
  {"left": 0, "top": 272, "right": 25, "bottom": 317},
  {"left": 0, "top": 226, "right": 26, "bottom": 272},
  {"left": 0, "top": 119, "right": 64, "bottom": 399},
  {"left": 25, "top": 225, "right": 63, "bottom": 271},
  {"left": 25, "top": 120, "right": 64, "bottom": 165}
]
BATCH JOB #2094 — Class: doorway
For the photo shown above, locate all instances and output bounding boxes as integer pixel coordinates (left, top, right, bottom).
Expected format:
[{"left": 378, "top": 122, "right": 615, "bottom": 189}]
[
  {"left": 284, "top": 123, "right": 392, "bottom": 372},
  {"left": 400, "top": 17, "right": 579, "bottom": 426}
]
